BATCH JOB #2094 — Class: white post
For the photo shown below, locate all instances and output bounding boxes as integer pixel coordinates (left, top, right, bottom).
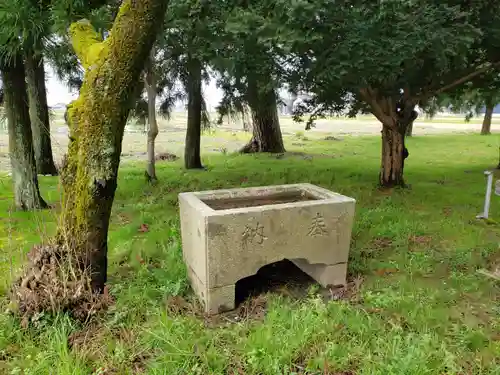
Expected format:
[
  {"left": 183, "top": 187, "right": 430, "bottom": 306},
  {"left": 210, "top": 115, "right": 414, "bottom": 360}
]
[{"left": 477, "top": 171, "right": 494, "bottom": 219}]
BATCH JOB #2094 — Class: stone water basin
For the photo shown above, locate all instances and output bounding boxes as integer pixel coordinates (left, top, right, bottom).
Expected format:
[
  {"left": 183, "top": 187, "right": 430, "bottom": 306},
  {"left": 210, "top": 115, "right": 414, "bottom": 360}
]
[{"left": 178, "top": 183, "right": 356, "bottom": 314}]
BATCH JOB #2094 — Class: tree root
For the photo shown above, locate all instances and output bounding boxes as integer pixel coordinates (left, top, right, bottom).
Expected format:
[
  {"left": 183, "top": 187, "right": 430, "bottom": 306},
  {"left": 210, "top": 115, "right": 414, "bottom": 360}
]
[
  {"left": 10, "top": 243, "right": 113, "bottom": 327},
  {"left": 240, "top": 138, "right": 260, "bottom": 153}
]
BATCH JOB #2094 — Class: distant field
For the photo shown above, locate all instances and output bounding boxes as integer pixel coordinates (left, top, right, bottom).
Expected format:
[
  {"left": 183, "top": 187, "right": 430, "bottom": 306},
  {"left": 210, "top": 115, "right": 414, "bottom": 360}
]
[{"left": 1, "top": 110, "right": 499, "bottom": 173}]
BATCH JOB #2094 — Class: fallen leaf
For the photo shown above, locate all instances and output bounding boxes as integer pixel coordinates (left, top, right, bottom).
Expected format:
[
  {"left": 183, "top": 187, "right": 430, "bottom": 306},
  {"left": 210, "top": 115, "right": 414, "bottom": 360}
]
[
  {"left": 374, "top": 268, "right": 398, "bottom": 276},
  {"left": 136, "top": 254, "right": 145, "bottom": 265},
  {"left": 138, "top": 223, "right": 149, "bottom": 233}
]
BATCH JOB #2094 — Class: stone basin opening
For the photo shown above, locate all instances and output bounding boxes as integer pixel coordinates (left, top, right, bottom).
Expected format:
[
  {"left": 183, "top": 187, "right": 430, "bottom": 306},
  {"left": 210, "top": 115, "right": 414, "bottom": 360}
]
[
  {"left": 202, "top": 189, "right": 319, "bottom": 210},
  {"left": 235, "top": 259, "right": 316, "bottom": 306}
]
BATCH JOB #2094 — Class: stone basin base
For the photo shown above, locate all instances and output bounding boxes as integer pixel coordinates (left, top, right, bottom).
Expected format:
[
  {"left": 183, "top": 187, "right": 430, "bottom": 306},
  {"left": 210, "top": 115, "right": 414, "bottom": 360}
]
[{"left": 179, "top": 183, "right": 356, "bottom": 314}]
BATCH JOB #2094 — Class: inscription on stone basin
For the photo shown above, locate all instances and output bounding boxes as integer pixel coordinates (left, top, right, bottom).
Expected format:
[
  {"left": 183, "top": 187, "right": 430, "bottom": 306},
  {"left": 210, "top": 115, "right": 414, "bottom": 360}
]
[
  {"left": 179, "top": 183, "right": 356, "bottom": 314},
  {"left": 242, "top": 222, "right": 267, "bottom": 245}
]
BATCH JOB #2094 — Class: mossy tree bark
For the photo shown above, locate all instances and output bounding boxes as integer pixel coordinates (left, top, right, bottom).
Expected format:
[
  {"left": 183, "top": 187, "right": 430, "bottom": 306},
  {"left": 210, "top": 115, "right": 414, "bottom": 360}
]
[
  {"left": 25, "top": 48, "right": 58, "bottom": 176},
  {"left": 241, "top": 75, "right": 285, "bottom": 153},
  {"left": 1, "top": 53, "right": 48, "bottom": 210},
  {"left": 60, "top": 0, "right": 168, "bottom": 292},
  {"left": 184, "top": 56, "right": 204, "bottom": 169},
  {"left": 481, "top": 101, "right": 494, "bottom": 135},
  {"left": 145, "top": 47, "right": 158, "bottom": 182}
]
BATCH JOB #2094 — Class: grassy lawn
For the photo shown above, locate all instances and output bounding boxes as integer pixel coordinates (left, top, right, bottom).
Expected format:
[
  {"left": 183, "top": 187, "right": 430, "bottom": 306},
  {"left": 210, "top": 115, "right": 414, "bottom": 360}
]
[{"left": 1, "top": 134, "right": 500, "bottom": 374}]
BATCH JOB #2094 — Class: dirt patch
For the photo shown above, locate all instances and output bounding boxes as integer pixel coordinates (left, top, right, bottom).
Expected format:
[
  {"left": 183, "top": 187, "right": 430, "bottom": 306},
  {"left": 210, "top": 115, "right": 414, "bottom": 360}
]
[
  {"left": 155, "top": 152, "right": 179, "bottom": 161},
  {"left": 113, "top": 213, "right": 132, "bottom": 225},
  {"left": 478, "top": 264, "right": 500, "bottom": 281},
  {"left": 409, "top": 235, "right": 433, "bottom": 250},
  {"left": 376, "top": 186, "right": 395, "bottom": 196},
  {"left": 370, "top": 237, "right": 393, "bottom": 250},
  {"left": 359, "top": 237, "right": 394, "bottom": 259},
  {"left": 442, "top": 207, "right": 453, "bottom": 217},
  {"left": 68, "top": 323, "right": 106, "bottom": 359},
  {"left": 292, "top": 353, "right": 357, "bottom": 375},
  {"left": 10, "top": 244, "right": 113, "bottom": 326},
  {"left": 324, "top": 135, "right": 343, "bottom": 141},
  {"left": 165, "top": 294, "right": 201, "bottom": 317},
  {"left": 165, "top": 293, "right": 269, "bottom": 326},
  {"left": 282, "top": 151, "right": 335, "bottom": 160},
  {"left": 69, "top": 325, "right": 150, "bottom": 374}
]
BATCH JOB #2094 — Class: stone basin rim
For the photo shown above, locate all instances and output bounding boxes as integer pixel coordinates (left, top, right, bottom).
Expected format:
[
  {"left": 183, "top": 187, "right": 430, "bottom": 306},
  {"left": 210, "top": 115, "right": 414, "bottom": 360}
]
[{"left": 178, "top": 183, "right": 356, "bottom": 214}]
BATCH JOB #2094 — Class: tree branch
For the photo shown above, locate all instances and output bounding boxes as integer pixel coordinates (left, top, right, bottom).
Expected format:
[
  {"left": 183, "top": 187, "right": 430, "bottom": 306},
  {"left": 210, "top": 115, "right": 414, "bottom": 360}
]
[
  {"left": 359, "top": 87, "right": 395, "bottom": 127},
  {"left": 421, "top": 61, "right": 500, "bottom": 101},
  {"left": 68, "top": 20, "right": 104, "bottom": 70}
]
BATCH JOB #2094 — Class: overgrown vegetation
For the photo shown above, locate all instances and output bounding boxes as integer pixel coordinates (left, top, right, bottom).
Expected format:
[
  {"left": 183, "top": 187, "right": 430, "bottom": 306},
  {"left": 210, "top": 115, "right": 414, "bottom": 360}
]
[
  {"left": 1, "top": 0, "right": 500, "bottom": 372},
  {"left": 1, "top": 134, "right": 499, "bottom": 374}
]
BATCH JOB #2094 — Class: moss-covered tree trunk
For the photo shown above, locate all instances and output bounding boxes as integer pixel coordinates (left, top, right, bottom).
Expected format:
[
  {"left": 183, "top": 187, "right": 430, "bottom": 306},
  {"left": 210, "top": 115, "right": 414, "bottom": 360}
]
[
  {"left": 184, "top": 57, "right": 204, "bottom": 169},
  {"left": 60, "top": 0, "right": 168, "bottom": 292},
  {"left": 25, "top": 48, "right": 58, "bottom": 176},
  {"left": 145, "top": 47, "right": 158, "bottom": 182},
  {"left": 241, "top": 76, "right": 285, "bottom": 153},
  {"left": 380, "top": 124, "right": 407, "bottom": 187},
  {"left": 1, "top": 53, "right": 48, "bottom": 210},
  {"left": 481, "top": 102, "right": 494, "bottom": 135}
]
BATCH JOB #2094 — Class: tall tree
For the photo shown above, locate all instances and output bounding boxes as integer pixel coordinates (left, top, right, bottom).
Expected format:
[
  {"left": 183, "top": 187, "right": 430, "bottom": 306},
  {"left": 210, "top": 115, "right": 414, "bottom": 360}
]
[
  {"left": 185, "top": 55, "right": 204, "bottom": 168},
  {"left": 159, "top": 0, "right": 214, "bottom": 169},
  {"left": 242, "top": 65, "right": 285, "bottom": 153},
  {"left": 276, "top": 0, "right": 500, "bottom": 187},
  {"left": 1, "top": 52, "right": 48, "bottom": 210},
  {"left": 1, "top": 0, "right": 60, "bottom": 176},
  {"left": 482, "top": 100, "right": 495, "bottom": 135},
  {"left": 0, "top": 0, "right": 52, "bottom": 209},
  {"left": 25, "top": 47, "right": 58, "bottom": 175},
  {"left": 59, "top": 0, "right": 168, "bottom": 292},
  {"left": 213, "top": 1, "right": 285, "bottom": 153},
  {"left": 144, "top": 47, "right": 159, "bottom": 181}
]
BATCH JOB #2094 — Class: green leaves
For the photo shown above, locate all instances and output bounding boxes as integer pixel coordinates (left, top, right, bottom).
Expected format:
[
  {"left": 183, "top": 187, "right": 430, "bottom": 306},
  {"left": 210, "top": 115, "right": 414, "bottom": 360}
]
[
  {"left": 0, "top": 0, "right": 112, "bottom": 65},
  {"left": 0, "top": 0, "right": 49, "bottom": 62},
  {"left": 272, "top": 0, "right": 497, "bottom": 115}
]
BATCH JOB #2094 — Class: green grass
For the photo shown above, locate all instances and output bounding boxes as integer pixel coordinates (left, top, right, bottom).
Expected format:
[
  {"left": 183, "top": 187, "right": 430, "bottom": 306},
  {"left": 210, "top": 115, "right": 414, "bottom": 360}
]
[{"left": 1, "top": 134, "right": 500, "bottom": 374}]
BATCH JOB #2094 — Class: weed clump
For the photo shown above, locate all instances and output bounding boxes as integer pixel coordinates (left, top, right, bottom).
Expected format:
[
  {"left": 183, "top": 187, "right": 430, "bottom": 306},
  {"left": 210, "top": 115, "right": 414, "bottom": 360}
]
[{"left": 9, "top": 243, "right": 112, "bottom": 327}]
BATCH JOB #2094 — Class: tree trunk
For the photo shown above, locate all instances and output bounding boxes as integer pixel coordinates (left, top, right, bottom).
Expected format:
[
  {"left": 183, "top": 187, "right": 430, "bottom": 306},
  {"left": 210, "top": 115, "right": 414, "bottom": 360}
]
[
  {"left": 288, "top": 92, "right": 297, "bottom": 115},
  {"left": 25, "top": 49, "right": 58, "bottom": 176},
  {"left": 405, "top": 120, "right": 414, "bottom": 137},
  {"left": 1, "top": 53, "right": 48, "bottom": 210},
  {"left": 184, "top": 57, "right": 203, "bottom": 169},
  {"left": 145, "top": 47, "right": 158, "bottom": 182},
  {"left": 481, "top": 103, "right": 494, "bottom": 135},
  {"left": 60, "top": 0, "right": 168, "bottom": 292},
  {"left": 241, "top": 76, "right": 285, "bottom": 153},
  {"left": 498, "top": 146, "right": 500, "bottom": 169},
  {"left": 242, "top": 103, "right": 252, "bottom": 132},
  {"left": 380, "top": 125, "right": 407, "bottom": 188}
]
